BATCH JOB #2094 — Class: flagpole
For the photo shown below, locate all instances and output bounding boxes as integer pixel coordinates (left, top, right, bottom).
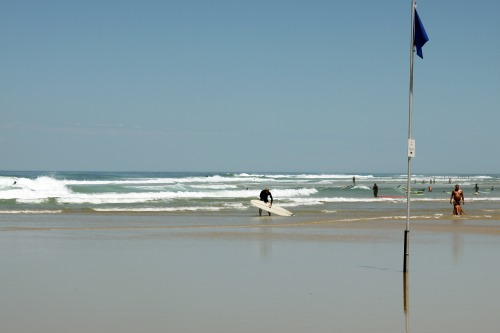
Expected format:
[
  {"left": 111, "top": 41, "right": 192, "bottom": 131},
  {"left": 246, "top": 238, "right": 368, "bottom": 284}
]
[{"left": 404, "top": 0, "right": 417, "bottom": 273}]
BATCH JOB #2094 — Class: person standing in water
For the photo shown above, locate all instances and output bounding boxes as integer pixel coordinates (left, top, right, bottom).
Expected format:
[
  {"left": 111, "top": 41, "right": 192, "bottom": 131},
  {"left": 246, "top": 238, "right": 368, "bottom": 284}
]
[
  {"left": 372, "top": 183, "right": 378, "bottom": 197},
  {"left": 450, "top": 184, "right": 465, "bottom": 215},
  {"left": 259, "top": 188, "right": 273, "bottom": 216}
]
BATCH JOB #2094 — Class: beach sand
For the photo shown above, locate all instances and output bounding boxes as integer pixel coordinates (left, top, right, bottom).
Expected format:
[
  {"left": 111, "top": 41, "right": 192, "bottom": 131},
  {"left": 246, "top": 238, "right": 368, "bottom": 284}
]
[{"left": 1, "top": 214, "right": 500, "bottom": 333}]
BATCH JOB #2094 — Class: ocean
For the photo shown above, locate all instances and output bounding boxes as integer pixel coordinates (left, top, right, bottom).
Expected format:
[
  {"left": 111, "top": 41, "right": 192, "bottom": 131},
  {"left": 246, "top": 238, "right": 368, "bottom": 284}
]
[{"left": 1, "top": 171, "right": 498, "bottom": 220}]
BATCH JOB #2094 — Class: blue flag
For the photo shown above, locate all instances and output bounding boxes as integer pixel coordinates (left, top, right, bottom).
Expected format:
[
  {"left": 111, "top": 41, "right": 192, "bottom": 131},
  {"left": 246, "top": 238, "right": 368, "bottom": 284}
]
[{"left": 414, "top": 9, "right": 429, "bottom": 59}]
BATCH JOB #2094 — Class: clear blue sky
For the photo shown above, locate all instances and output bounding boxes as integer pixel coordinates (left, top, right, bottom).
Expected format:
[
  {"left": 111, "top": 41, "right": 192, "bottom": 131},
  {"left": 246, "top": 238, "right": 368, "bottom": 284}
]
[{"left": 1, "top": 0, "right": 499, "bottom": 173}]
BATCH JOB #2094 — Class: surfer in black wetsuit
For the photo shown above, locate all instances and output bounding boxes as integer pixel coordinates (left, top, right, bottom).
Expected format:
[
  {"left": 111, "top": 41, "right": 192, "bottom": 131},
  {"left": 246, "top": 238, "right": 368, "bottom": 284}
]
[
  {"left": 372, "top": 183, "right": 378, "bottom": 197},
  {"left": 259, "top": 188, "right": 273, "bottom": 216}
]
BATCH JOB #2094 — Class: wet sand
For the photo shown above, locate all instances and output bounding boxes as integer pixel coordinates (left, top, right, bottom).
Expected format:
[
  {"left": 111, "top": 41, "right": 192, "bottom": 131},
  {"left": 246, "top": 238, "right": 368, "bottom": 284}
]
[{"left": 1, "top": 214, "right": 499, "bottom": 332}]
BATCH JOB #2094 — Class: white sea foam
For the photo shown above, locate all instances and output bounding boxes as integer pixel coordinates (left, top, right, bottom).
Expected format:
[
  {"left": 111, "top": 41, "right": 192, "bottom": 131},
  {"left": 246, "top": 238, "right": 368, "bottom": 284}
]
[
  {"left": 0, "top": 177, "right": 71, "bottom": 200},
  {"left": 0, "top": 210, "right": 62, "bottom": 214},
  {"left": 63, "top": 178, "right": 173, "bottom": 185},
  {"left": 56, "top": 188, "right": 318, "bottom": 205},
  {"left": 222, "top": 202, "right": 247, "bottom": 210},
  {"left": 128, "top": 184, "right": 188, "bottom": 191},
  {"left": 94, "top": 207, "right": 225, "bottom": 212},
  {"left": 467, "top": 197, "right": 500, "bottom": 202},
  {"left": 64, "top": 175, "right": 267, "bottom": 186},
  {"left": 1, "top": 174, "right": 319, "bottom": 204},
  {"left": 189, "top": 184, "right": 239, "bottom": 190},
  {"left": 351, "top": 185, "right": 371, "bottom": 190},
  {"left": 97, "top": 202, "right": 247, "bottom": 212},
  {"left": 0, "top": 177, "right": 18, "bottom": 188},
  {"left": 236, "top": 173, "right": 375, "bottom": 180}
]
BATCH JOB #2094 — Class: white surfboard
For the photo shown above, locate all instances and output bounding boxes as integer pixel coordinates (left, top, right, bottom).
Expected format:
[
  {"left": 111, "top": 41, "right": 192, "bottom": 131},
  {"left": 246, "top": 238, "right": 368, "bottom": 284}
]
[{"left": 250, "top": 200, "right": 294, "bottom": 217}]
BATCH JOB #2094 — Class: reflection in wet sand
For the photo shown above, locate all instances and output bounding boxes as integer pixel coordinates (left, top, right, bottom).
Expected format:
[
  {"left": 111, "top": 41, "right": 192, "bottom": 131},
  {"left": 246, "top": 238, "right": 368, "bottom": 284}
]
[{"left": 403, "top": 272, "right": 409, "bottom": 333}]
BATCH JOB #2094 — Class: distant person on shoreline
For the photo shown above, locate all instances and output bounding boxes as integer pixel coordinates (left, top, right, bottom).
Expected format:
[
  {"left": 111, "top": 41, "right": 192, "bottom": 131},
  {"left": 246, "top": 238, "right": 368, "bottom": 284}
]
[
  {"left": 352, "top": 176, "right": 356, "bottom": 185},
  {"left": 473, "top": 184, "right": 479, "bottom": 193},
  {"left": 450, "top": 184, "right": 465, "bottom": 215},
  {"left": 259, "top": 188, "right": 273, "bottom": 216},
  {"left": 372, "top": 183, "right": 378, "bottom": 197}
]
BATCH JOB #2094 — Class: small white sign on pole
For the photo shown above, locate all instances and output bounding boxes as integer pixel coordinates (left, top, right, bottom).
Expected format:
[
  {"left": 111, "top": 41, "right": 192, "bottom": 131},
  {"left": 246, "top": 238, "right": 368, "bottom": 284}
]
[{"left": 408, "top": 139, "right": 415, "bottom": 157}]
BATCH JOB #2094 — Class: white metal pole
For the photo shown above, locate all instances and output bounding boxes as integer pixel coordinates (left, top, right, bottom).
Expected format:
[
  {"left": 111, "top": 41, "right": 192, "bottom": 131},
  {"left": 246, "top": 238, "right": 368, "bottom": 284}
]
[{"left": 404, "top": 0, "right": 416, "bottom": 273}]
